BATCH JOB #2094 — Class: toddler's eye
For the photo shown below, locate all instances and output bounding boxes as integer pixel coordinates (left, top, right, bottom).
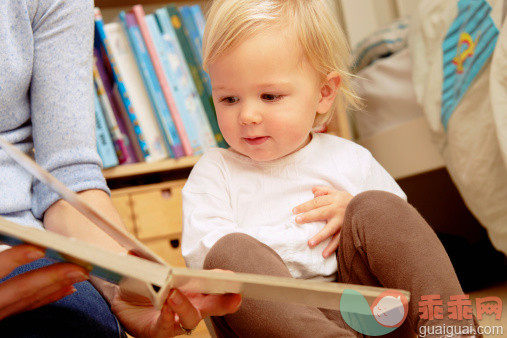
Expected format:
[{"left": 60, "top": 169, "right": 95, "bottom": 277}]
[
  {"left": 261, "top": 94, "right": 282, "bottom": 101},
  {"left": 220, "top": 96, "right": 239, "bottom": 104}
]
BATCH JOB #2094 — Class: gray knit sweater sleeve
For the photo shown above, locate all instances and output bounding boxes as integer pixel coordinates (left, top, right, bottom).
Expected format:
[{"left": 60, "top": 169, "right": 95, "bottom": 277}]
[{"left": 0, "top": 0, "right": 109, "bottom": 224}]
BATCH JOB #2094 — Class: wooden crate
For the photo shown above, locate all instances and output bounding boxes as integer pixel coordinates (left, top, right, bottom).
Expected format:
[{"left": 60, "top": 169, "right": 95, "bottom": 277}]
[{"left": 111, "top": 180, "right": 187, "bottom": 267}]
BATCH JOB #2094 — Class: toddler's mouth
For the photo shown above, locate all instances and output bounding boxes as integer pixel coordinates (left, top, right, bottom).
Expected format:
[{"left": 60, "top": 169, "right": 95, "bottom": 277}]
[{"left": 243, "top": 136, "right": 269, "bottom": 145}]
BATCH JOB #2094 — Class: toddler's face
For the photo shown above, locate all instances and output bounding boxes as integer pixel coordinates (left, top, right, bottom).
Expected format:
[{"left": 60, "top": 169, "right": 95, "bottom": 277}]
[{"left": 208, "top": 28, "right": 326, "bottom": 161}]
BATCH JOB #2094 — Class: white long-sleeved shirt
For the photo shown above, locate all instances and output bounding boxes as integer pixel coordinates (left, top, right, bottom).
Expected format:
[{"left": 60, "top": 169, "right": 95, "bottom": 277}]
[{"left": 182, "top": 133, "right": 406, "bottom": 281}]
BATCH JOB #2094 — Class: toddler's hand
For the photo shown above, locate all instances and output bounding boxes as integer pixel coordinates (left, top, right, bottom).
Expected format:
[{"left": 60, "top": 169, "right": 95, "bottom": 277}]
[{"left": 292, "top": 186, "right": 352, "bottom": 258}]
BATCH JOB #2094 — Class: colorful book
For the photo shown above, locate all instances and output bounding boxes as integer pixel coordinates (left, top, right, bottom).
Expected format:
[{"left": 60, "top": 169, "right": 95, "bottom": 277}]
[
  {"left": 188, "top": 4, "right": 206, "bottom": 44},
  {"left": 94, "top": 88, "right": 119, "bottom": 168},
  {"left": 103, "top": 21, "right": 169, "bottom": 162},
  {"left": 178, "top": 5, "right": 203, "bottom": 66},
  {"left": 147, "top": 12, "right": 210, "bottom": 155},
  {"left": 94, "top": 8, "right": 150, "bottom": 161},
  {"left": 0, "top": 137, "right": 408, "bottom": 313},
  {"left": 178, "top": 5, "right": 217, "bottom": 142},
  {"left": 112, "top": 85, "right": 145, "bottom": 162},
  {"left": 130, "top": 5, "right": 194, "bottom": 156},
  {"left": 92, "top": 53, "right": 128, "bottom": 164},
  {"left": 164, "top": 5, "right": 227, "bottom": 149},
  {"left": 93, "top": 47, "right": 139, "bottom": 164},
  {"left": 154, "top": 9, "right": 219, "bottom": 151},
  {"left": 144, "top": 12, "right": 203, "bottom": 155},
  {"left": 120, "top": 11, "right": 185, "bottom": 159},
  {"left": 166, "top": 5, "right": 212, "bottom": 98}
]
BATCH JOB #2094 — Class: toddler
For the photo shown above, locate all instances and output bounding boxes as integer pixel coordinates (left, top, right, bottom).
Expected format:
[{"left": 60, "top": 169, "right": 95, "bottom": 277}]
[{"left": 182, "top": 0, "right": 478, "bottom": 336}]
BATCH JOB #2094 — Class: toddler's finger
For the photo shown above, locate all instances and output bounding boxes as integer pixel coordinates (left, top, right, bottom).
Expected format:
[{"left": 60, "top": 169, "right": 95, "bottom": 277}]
[
  {"left": 322, "top": 233, "right": 341, "bottom": 258},
  {"left": 308, "top": 226, "right": 334, "bottom": 248},
  {"left": 293, "top": 195, "right": 333, "bottom": 214},
  {"left": 308, "top": 219, "right": 342, "bottom": 247},
  {"left": 295, "top": 207, "right": 329, "bottom": 224},
  {"left": 312, "top": 186, "right": 336, "bottom": 197}
]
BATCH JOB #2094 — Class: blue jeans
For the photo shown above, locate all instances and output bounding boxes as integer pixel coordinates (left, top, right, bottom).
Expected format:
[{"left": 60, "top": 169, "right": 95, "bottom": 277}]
[{"left": 0, "top": 258, "right": 125, "bottom": 338}]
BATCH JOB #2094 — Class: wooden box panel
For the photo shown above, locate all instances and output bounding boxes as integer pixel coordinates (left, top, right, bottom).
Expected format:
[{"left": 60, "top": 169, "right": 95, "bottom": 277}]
[
  {"left": 143, "top": 236, "right": 186, "bottom": 267},
  {"left": 130, "top": 182, "right": 184, "bottom": 240},
  {"left": 110, "top": 194, "right": 136, "bottom": 235}
]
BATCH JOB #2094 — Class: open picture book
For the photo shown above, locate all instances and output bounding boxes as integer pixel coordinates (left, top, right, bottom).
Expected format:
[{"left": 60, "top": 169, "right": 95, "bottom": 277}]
[{"left": 0, "top": 136, "right": 410, "bottom": 311}]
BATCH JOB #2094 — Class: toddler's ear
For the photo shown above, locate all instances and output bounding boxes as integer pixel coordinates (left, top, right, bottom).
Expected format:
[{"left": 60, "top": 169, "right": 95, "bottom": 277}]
[{"left": 317, "top": 72, "right": 341, "bottom": 115}]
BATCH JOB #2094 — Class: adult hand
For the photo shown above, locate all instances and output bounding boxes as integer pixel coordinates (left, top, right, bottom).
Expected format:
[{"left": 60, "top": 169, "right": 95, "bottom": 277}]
[
  {"left": 112, "top": 287, "right": 242, "bottom": 338},
  {"left": 292, "top": 186, "right": 353, "bottom": 258},
  {"left": 0, "top": 244, "right": 89, "bottom": 320}
]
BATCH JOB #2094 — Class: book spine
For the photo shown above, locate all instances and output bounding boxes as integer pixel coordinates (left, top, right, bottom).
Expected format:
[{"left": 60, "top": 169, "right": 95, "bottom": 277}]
[
  {"left": 166, "top": 5, "right": 227, "bottom": 149},
  {"left": 179, "top": 5, "right": 227, "bottom": 149},
  {"left": 94, "top": 88, "right": 119, "bottom": 168},
  {"left": 93, "top": 48, "right": 139, "bottom": 164},
  {"left": 121, "top": 11, "right": 185, "bottom": 159},
  {"left": 153, "top": 10, "right": 217, "bottom": 153},
  {"left": 131, "top": 4, "right": 194, "bottom": 156},
  {"left": 104, "top": 21, "right": 169, "bottom": 162},
  {"left": 94, "top": 8, "right": 150, "bottom": 160},
  {"left": 178, "top": 6, "right": 203, "bottom": 66},
  {"left": 189, "top": 4, "right": 206, "bottom": 41},
  {"left": 112, "top": 85, "right": 145, "bottom": 162},
  {"left": 146, "top": 13, "right": 204, "bottom": 155},
  {"left": 167, "top": 5, "right": 212, "bottom": 98},
  {"left": 92, "top": 53, "right": 129, "bottom": 164},
  {"left": 166, "top": 5, "right": 212, "bottom": 97}
]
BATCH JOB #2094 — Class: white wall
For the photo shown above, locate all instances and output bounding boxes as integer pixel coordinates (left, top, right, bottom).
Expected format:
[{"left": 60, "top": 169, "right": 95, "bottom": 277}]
[
  {"left": 395, "top": 0, "right": 419, "bottom": 17},
  {"left": 335, "top": 0, "right": 418, "bottom": 48}
]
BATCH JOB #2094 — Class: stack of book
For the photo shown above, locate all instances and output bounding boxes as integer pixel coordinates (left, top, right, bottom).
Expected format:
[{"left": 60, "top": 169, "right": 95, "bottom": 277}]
[{"left": 93, "top": 4, "right": 227, "bottom": 168}]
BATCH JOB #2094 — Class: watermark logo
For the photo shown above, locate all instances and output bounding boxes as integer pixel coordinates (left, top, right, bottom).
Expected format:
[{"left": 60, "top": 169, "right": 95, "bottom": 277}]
[
  {"left": 419, "top": 294, "right": 503, "bottom": 321},
  {"left": 341, "top": 291, "right": 503, "bottom": 336},
  {"left": 340, "top": 289, "right": 409, "bottom": 336},
  {"left": 418, "top": 294, "right": 504, "bottom": 337}
]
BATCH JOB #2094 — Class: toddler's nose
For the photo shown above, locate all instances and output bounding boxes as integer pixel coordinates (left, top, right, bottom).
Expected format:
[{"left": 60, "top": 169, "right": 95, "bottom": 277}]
[{"left": 239, "top": 104, "right": 262, "bottom": 125}]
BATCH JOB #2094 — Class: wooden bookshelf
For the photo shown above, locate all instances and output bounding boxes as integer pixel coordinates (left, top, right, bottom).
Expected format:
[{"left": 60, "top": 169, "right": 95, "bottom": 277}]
[
  {"left": 102, "top": 155, "right": 200, "bottom": 180},
  {"left": 96, "top": 0, "right": 209, "bottom": 181}
]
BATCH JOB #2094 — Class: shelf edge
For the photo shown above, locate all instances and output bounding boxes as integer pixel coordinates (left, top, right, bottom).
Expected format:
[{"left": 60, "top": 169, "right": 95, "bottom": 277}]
[{"left": 102, "top": 155, "right": 200, "bottom": 180}]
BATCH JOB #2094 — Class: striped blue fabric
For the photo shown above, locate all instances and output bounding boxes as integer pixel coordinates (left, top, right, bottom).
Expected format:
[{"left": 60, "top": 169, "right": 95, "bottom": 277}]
[
  {"left": 351, "top": 18, "right": 409, "bottom": 72},
  {"left": 441, "top": 0, "right": 499, "bottom": 129}
]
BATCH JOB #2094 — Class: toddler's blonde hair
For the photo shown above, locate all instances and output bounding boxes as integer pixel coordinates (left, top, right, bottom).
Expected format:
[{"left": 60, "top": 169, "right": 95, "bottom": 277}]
[{"left": 203, "top": 0, "right": 360, "bottom": 129}]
